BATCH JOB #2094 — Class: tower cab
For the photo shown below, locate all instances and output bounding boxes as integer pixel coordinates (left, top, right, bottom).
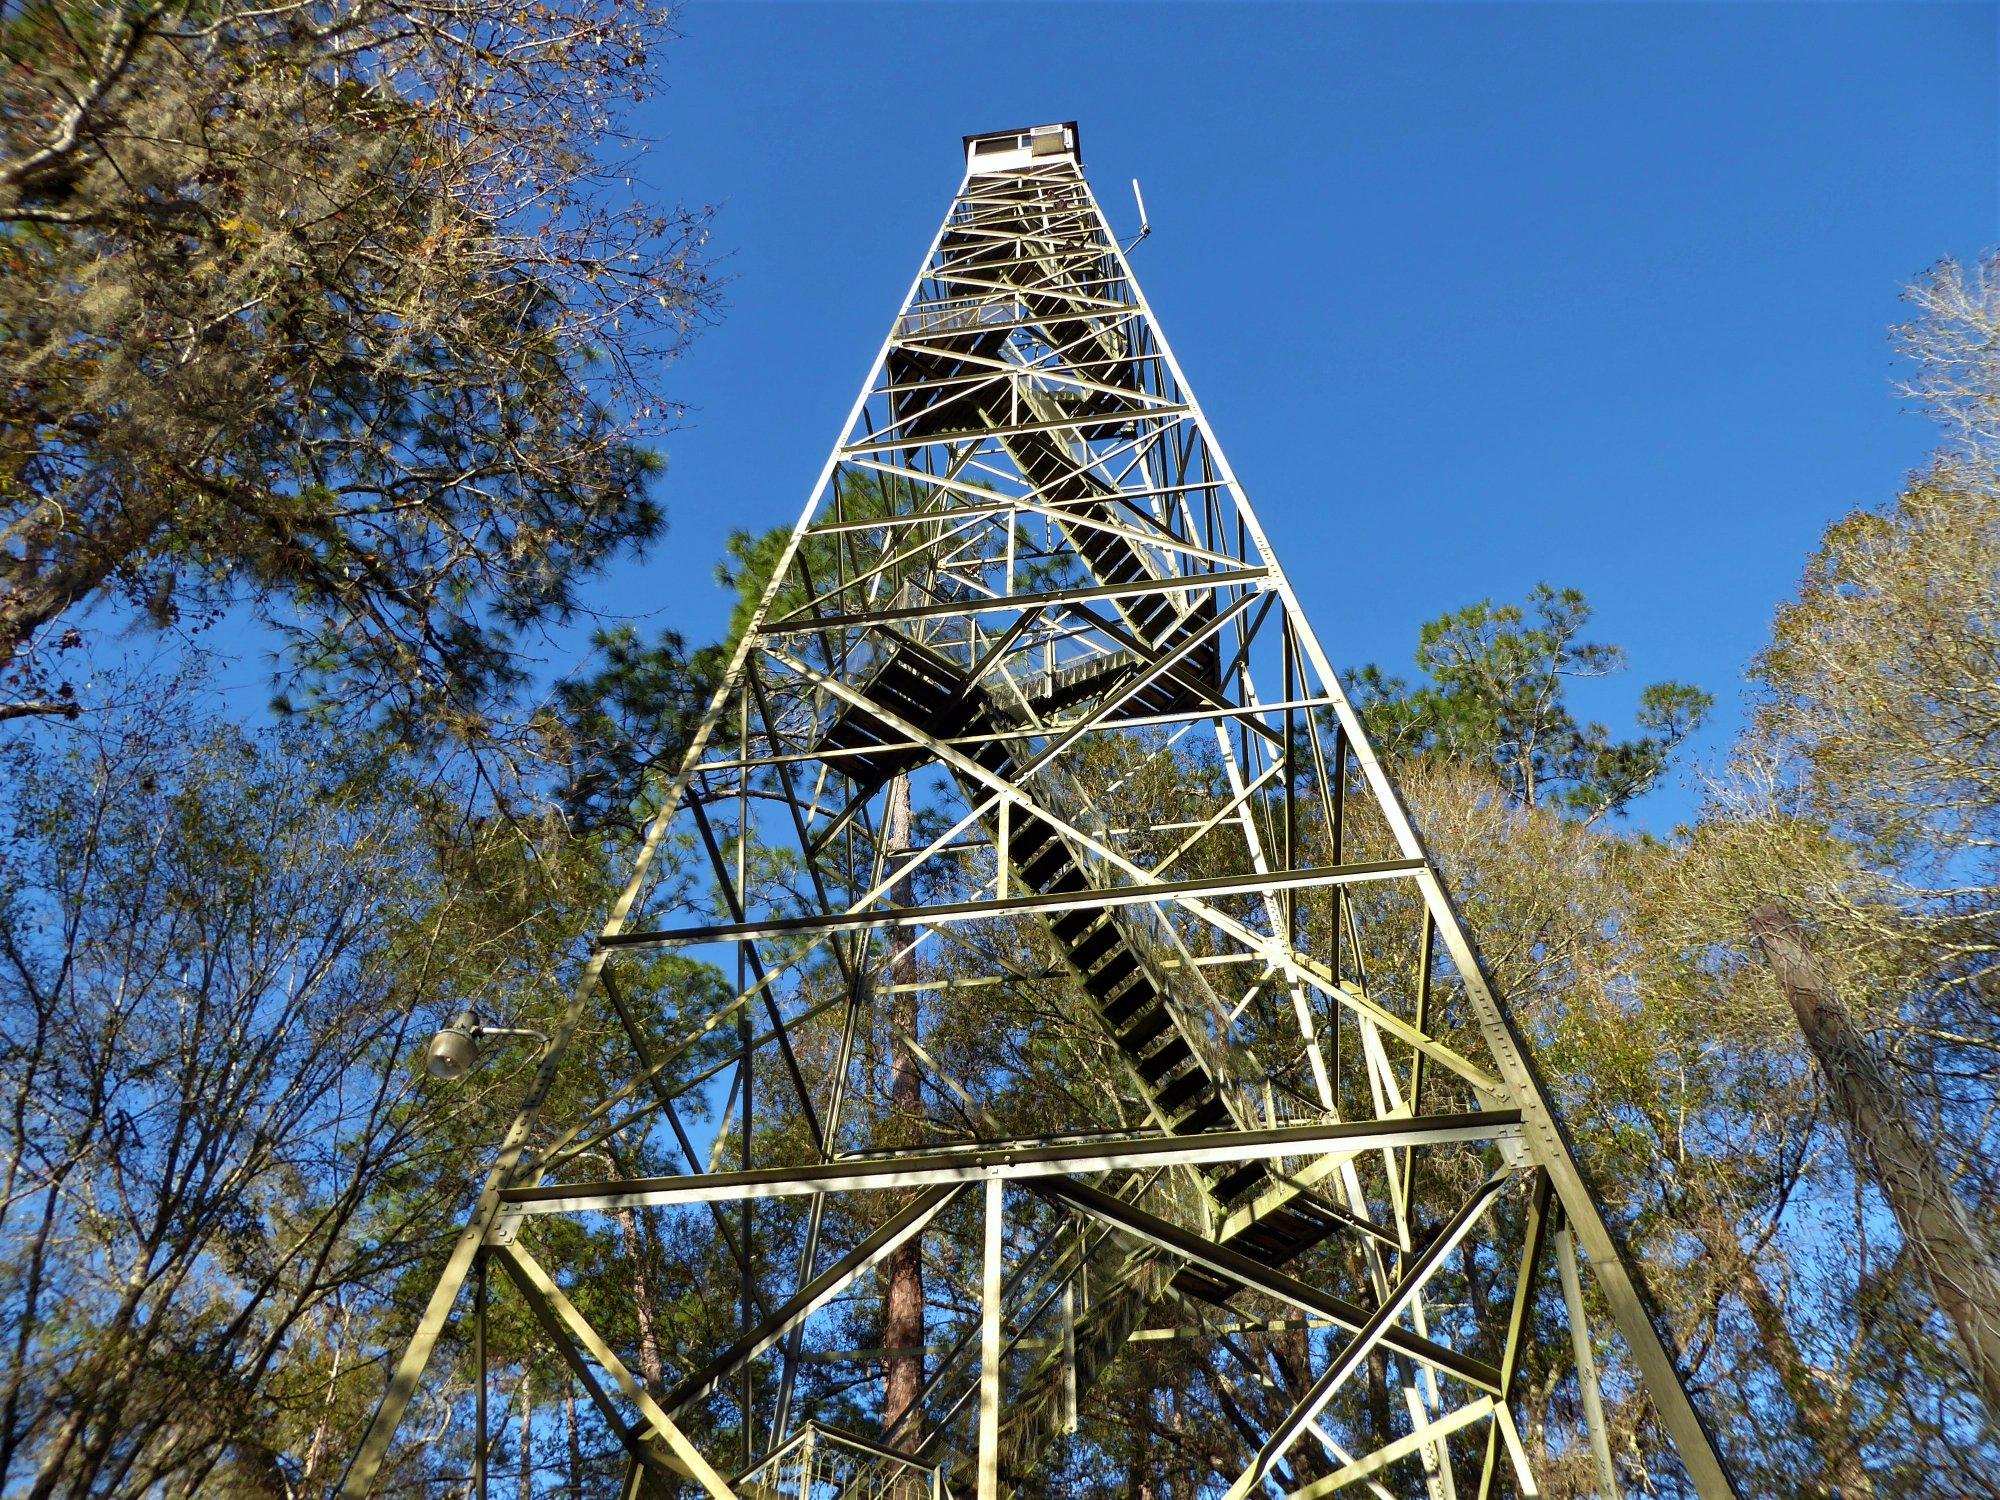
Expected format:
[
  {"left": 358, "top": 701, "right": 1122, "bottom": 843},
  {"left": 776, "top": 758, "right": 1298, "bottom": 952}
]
[{"left": 962, "top": 121, "right": 1081, "bottom": 174}]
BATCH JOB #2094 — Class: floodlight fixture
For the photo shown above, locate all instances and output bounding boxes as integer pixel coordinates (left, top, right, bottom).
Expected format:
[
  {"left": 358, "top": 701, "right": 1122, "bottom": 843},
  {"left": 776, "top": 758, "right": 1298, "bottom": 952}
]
[{"left": 425, "top": 1008, "right": 547, "bottom": 1081}]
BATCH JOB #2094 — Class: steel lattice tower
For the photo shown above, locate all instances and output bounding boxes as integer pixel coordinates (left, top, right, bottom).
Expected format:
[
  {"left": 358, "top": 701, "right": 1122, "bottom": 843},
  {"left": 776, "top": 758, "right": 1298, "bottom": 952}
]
[{"left": 343, "top": 124, "right": 1740, "bottom": 1500}]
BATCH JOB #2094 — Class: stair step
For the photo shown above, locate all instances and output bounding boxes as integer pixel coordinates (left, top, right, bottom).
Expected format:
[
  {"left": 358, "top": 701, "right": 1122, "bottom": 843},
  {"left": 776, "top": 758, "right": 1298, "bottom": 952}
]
[
  {"left": 872, "top": 686, "right": 956, "bottom": 725},
  {"left": 1019, "top": 845, "right": 1076, "bottom": 889},
  {"left": 1117, "top": 1002, "right": 1171, "bottom": 1050},
  {"left": 1177, "top": 1097, "right": 1230, "bottom": 1134},
  {"left": 880, "top": 651, "right": 959, "bottom": 689},
  {"left": 1091, "top": 551, "right": 1146, "bottom": 585},
  {"left": 969, "top": 739, "right": 1015, "bottom": 773},
  {"left": 817, "top": 715, "right": 909, "bottom": 755},
  {"left": 1100, "top": 978, "right": 1155, "bottom": 1029},
  {"left": 1066, "top": 920, "right": 1122, "bottom": 972},
  {"left": 1040, "top": 861, "right": 1090, "bottom": 895},
  {"left": 1237, "top": 1215, "right": 1311, "bottom": 1254},
  {"left": 1127, "top": 596, "right": 1175, "bottom": 640},
  {"left": 1082, "top": 950, "right": 1139, "bottom": 999},
  {"left": 1154, "top": 1068, "right": 1212, "bottom": 1117},
  {"left": 813, "top": 640, "right": 988, "bottom": 792},
  {"left": 1050, "top": 909, "right": 1097, "bottom": 944},
  {"left": 1135, "top": 1037, "right": 1192, "bottom": 1084},
  {"left": 1211, "top": 1162, "right": 1268, "bottom": 1203},
  {"left": 812, "top": 720, "right": 920, "bottom": 780},
  {"left": 1232, "top": 1207, "right": 1342, "bottom": 1266},
  {"left": 1171, "top": 1267, "right": 1238, "bottom": 1306},
  {"left": 1007, "top": 818, "right": 1060, "bottom": 861},
  {"left": 888, "top": 331, "right": 1007, "bottom": 381}
]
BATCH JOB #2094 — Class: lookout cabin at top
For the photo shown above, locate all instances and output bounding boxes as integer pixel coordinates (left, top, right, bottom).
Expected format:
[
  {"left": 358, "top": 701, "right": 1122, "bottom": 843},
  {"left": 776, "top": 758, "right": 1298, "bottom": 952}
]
[{"left": 962, "top": 121, "right": 1081, "bottom": 174}]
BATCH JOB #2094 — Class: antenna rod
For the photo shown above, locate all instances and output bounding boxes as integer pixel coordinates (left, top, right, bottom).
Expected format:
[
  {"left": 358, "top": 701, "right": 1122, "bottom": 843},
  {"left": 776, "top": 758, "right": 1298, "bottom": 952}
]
[{"left": 1126, "top": 178, "right": 1151, "bottom": 250}]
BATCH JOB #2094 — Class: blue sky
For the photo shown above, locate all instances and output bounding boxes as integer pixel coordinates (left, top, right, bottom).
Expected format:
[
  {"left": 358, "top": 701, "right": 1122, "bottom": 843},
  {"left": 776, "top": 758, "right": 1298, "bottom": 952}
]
[{"left": 568, "top": 0, "right": 1994, "bottom": 828}]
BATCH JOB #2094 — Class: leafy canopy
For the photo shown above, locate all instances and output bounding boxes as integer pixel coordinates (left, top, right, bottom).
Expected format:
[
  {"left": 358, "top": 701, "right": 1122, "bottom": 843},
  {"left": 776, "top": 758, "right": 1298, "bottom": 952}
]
[
  {"left": 0, "top": 0, "right": 717, "bottom": 743},
  {"left": 1349, "top": 583, "right": 1712, "bottom": 822}
]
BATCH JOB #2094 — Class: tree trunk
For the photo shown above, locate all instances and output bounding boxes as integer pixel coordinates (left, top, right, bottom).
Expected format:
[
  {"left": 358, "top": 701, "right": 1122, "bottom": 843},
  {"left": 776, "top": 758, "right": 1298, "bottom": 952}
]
[
  {"left": 881, "top": 774, "right": 926, "bottom": 1449},
  {"left": 0, "top": 496, "right": 160, "bottom": 672},
  {"left": 1749, "top": 903, "right": 2000, "bottom": 1428},
  {"left": 1364, "top": 1347, "right": 1393, "bottom": 1461},
  {"left": 609, "top": 1155, "right": 666, "bottom": 1395},
  {"left": 1271, "top": 1324, "right": 1332, "bottom": 1485},
  {"left": 565, "top": 1379, "right": 582, "bottom": 1500}
]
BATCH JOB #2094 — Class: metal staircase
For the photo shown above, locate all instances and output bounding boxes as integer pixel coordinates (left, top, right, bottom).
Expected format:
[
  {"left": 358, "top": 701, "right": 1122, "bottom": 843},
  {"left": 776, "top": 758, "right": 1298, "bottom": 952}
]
[{"left": 822, "top": 630, "right": 1345, "bottom": 1247}]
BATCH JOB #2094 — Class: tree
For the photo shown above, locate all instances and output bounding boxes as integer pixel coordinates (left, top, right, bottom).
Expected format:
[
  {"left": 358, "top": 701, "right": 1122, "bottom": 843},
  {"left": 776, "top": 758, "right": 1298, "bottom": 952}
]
[
  {"left": 0, "top": 685, "right": 473, "bottom": 1494},
  {"left": 1749, "top": 903, "right": 2000, "bottom": 1425},
  {"left": 1387, "top": 760, "right": 1830, "bottom": 1497},
  {"left": 547, "top": 623, "right": 721, "bottom": 840},
  {"left": 0, "top": 662, "right": 750, "bottom": 1496},
  {"left": 705, "top": 477, "right": 942, "bottom": 1450},
  {"left": 1690, "top": 251, "right": 2000, "bottom": 1461},
  {"left": 1534, "top": 252, "right": 2000, "bottom": 1494},
  {"left": 1348, "top": 583, "right": 1711, "bottom": 823},
  {"left": 1342, "top": 584, "right": 1942, "bottom": 1492},
  {"left": 0, "top": 0, "right": 716, "bottom": 742}
]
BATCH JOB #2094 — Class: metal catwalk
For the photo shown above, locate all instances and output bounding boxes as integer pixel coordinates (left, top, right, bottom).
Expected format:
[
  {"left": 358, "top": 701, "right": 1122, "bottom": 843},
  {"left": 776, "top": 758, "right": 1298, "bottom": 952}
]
[{"left": 342, "top": 123, "right": 1739, "bottom": 1499}]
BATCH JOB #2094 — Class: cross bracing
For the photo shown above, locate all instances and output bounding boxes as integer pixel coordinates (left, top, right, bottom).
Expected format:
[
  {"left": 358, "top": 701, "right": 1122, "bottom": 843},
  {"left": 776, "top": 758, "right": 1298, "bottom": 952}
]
[{"left": 341, "top": 122, "right": 1741, "bottom": 1499}]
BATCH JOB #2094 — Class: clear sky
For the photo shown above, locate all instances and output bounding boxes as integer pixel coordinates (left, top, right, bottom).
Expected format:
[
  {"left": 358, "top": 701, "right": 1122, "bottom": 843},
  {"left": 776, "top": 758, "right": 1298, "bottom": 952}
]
[{"left": 586, "top": 3, "right": 1996, "bottom": 826}]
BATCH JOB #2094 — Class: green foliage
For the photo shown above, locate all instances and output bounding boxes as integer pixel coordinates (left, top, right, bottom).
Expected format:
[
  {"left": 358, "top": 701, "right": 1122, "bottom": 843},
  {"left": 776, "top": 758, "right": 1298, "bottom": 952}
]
[
  {"left": 1753, "top": 474, "right": 2000, "bottom": 881},
  {"left": 0, "top": 658, "right": 748, "bottom": 1495},
  {"left": 710, "top": 469, "right": 1025, "bottom": 662},
  {"left": 715, "top": 523, "right": 801, "bottom": 660},
  {"left": 0, "top": 683, "right": 455, "bottom": 1492},
  {"left": 1348, "top": 583, "right": 1712, "bottom": 821},
  {"left": 710, "top": 470, "right": 917, "bottom": 660},
  {"left": 548, "top": 624, "right": 724, "bottom": 839},
  {"left": 0, "top": 0, "right": 716, "bottom": 744},
  {"left": 8, "top": 67, "right": 1997, "bottom": 1487}
]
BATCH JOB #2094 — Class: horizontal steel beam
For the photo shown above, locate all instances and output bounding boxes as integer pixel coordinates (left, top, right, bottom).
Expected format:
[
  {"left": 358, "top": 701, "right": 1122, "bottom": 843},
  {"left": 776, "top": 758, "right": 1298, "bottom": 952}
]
[
  {"left": 840, "top": 407, "right": 1189, "bottom": 457},
  {"left": 495, "top": 1112, "right": 1522, "bottom": 1216},
  {"left": 687, "top": 694, "right": 1344, "bottom": 776},
  {"left": 758, "top": 566, "right": 1269, "bottom": 635},
  {"left": 602, "top": 858, "right": 1426, "bottom": 949}
]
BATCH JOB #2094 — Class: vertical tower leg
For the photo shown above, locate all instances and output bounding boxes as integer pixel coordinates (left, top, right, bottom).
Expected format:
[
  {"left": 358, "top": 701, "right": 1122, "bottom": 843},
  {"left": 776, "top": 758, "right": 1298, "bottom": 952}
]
[{"left": 979, "top": 1176, "right": 1004, "bottom": 1500}]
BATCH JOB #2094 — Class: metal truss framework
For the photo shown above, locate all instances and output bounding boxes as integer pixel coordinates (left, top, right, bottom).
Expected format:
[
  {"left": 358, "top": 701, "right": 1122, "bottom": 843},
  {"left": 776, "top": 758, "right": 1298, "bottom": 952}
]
[{"left": 342, "top": 123, "right": 1740, "bottom": 1499}]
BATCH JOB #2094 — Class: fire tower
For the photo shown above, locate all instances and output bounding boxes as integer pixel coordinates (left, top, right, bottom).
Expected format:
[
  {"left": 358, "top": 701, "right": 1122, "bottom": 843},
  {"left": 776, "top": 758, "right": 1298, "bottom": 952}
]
[{"left": 343, "top": 123, "right": 1740, "bottom": 1499}]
